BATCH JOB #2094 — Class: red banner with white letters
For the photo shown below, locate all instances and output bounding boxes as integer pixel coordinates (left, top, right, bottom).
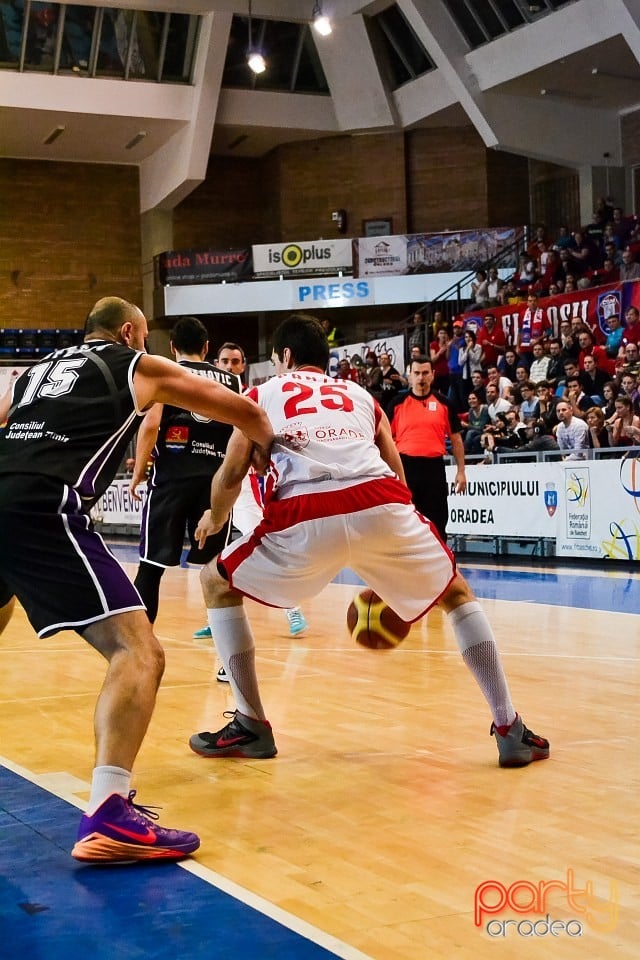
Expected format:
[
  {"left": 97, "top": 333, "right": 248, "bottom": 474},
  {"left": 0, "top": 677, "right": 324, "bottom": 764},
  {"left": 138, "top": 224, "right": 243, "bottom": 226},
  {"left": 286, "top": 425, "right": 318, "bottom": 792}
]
[{"left": 457, "top": 280, "right": 640, "bottom": 345}]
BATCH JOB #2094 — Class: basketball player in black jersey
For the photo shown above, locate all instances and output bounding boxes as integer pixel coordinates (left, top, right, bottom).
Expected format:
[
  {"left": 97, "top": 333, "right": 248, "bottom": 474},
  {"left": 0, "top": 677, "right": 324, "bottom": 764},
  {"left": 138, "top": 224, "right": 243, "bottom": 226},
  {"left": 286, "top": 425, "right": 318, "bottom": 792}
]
[
  {"left": 130, "top": 316, "right": 241, "bottom": 623},
  {"left": 0, "top": 297, "right": 272, "bottom": 864}
]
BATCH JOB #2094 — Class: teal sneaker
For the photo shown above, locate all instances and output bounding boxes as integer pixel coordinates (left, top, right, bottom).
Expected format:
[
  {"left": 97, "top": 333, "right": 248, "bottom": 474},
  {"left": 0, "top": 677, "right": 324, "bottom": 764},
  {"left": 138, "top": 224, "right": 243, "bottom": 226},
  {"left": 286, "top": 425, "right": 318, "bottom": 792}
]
[
  {"left": 193, "top": 625, "right": 212, "bottom": 639},
  {"left": 286, "top": 607, "right": 307, "bottom": 636}
]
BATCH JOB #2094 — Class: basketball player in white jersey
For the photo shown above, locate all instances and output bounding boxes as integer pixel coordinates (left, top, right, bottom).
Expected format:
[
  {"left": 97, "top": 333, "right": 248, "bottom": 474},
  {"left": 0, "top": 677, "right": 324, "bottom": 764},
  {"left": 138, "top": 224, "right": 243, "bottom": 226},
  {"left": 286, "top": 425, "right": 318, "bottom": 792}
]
[
  {"left": 189, "top": 314, "right": 549, "bottom": 768},
  {"left": 193, "top": 341, "right": 307, "bottom": 663}
]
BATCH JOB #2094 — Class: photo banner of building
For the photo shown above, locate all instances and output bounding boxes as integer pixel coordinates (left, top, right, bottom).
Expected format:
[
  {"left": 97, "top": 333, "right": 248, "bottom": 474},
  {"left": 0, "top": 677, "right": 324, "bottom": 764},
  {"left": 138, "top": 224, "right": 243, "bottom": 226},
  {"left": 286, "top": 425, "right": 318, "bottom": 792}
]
[{"left": 354, "top": 227, "right": 518, "bottom": 277}]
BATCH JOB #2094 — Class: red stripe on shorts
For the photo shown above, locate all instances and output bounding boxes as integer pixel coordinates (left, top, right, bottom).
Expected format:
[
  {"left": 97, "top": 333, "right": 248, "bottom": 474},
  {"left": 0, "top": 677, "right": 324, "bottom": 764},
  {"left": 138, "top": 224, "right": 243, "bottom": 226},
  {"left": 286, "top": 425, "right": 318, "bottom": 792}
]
[{"left": 260, "top": 476, "right": 413, "bottom": 532}]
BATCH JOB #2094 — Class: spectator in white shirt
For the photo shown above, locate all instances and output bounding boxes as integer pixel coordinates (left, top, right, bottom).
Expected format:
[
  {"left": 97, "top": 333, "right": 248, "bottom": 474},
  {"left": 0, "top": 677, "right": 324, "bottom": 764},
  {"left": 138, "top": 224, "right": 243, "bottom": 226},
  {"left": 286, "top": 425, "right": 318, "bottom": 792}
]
[
  {"left": 485, "top": 383, "right": 512, "bottom": 422},
  {"left": 486, "top": 365, "right": 513, "bottom": 399},
  {"left": 528, "top": 341, "right": 551, "bottom": 385},
  {"left": 555, "top": 400, "right": 589, "bottom": 459}
]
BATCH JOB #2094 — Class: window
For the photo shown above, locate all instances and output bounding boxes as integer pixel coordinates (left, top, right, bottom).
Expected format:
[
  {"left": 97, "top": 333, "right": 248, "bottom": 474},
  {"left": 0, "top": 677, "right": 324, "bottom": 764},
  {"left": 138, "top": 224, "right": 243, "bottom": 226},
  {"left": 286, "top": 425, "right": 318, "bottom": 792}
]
[
  {"left": 0, "top": 1, "right": 198, "bottom": 82},
  {"left": 441, "top": 0, "right": 578, "bottom": 49},
  {"left": 367, "top": 4, "right": 434, "bottom": 89},
  {"left": 222, "top": 16, "right": 329, "bottom": 94}
]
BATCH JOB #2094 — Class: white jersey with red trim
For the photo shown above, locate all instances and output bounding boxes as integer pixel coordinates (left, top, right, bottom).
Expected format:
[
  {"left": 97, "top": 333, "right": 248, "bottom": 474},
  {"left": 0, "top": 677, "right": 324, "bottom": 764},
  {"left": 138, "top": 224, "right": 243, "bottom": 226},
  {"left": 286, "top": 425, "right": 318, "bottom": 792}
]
[{"left": 248, "top": 369, "right": 396, "bottom": 501}]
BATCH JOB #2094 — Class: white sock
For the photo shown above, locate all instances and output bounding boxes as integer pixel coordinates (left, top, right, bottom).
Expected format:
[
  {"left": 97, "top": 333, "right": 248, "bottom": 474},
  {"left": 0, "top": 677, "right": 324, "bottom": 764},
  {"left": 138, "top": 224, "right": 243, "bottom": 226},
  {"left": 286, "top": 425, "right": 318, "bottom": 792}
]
[
  {"left": 208, "top": 606, "right": 267, "bottom": 722},
  {"left": 447, "top": 601, "right": 516, "bottom": 728},
  {"left": 87, "top": 765, "right": 131, "bottom": 814}
]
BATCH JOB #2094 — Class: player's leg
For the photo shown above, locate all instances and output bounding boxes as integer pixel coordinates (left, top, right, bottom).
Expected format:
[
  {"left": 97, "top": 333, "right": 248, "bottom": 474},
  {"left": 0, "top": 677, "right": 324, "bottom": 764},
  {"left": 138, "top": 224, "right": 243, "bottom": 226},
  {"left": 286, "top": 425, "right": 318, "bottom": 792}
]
[
  {"left": 352, "top": 504, "right": 549, "bottom": 767},
  {"left": 190, "top": 518, "right": 342, "bottom": 757},
  {"left": 189, "top": 561, "right": 276, "bottom": 758},
  {"left": 82, "top": 609, "right": 165, "bottom": 774},
  {"left": 3, "top": 483, "right": 199, "bottom": 863},
  {"left": 438, "top": 572, "right": 516, "bottom": 727},
  {"left": 133, "top": 561, "right": 164, "bottom": 623},
  {"left": 74, "top": 609, "right": 199, "bottom": 861},
  {"left": 438, "top": 573, "right": 549, "bottom": 766},
  {"left": 134, "top": 482, "right": 185, "bottom": 623}
]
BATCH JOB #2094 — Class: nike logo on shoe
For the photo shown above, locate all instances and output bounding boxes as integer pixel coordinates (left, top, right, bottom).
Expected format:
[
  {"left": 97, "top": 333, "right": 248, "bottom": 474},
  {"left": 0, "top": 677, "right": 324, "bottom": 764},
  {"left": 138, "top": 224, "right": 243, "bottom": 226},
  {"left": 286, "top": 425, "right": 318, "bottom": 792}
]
[
  {"left": 216, "top": 735, "right": 250, "bottom": 747},
  {"left": 103, "top": 822, "right": 158, "bottom": 844}
]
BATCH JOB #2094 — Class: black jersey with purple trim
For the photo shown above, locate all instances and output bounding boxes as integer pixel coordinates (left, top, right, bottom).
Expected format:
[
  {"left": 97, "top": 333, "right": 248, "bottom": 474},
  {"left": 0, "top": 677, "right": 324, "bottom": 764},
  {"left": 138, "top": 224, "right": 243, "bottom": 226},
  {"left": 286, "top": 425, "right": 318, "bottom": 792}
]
[
  {"left": 0, "top": 340, "right": 143, "bottom": 504},
  {"left": 149, "top": 361, "right": 241, "bottom": 484}
]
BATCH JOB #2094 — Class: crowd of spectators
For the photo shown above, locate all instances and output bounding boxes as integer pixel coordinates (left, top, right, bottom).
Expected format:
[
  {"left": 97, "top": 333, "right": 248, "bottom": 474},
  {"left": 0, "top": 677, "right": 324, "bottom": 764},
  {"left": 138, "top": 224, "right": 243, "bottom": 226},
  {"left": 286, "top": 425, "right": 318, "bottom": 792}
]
[
  {"left": 329, "top": 201, "right": 640, "bottom": 463},
  {"left": 465, "top": 200, "right": 640, "bottom": 305},
  {"left": 334, "top": 303, "right": 640, "bottom": 464},
  {"left": 453, "top": 302, "right": 640, "bottom": 462}
]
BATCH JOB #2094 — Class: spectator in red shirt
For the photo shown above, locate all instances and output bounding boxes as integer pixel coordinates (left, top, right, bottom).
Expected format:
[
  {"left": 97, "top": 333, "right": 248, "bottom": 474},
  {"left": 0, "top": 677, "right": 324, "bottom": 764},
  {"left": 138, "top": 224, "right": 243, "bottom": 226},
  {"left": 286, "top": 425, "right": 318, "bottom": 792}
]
[
  {"left": 429, "top": 327, "right": 451, "bottom": 394},
  {"left": 577, "top": 328, "right": 608, "bottom": 371},
  {"left": 335, "top": 357, "right": 358, "bottom": 383},
  {"left": 476, "top": 313, "right": 506, "bottom": 368},
  {"left": 622, "top": 306, "right": 640, "bottom": 347}
]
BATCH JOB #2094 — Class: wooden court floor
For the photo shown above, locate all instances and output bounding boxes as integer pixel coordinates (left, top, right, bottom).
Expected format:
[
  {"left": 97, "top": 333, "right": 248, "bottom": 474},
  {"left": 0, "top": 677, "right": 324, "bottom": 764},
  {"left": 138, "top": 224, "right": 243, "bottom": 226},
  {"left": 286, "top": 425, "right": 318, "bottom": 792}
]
[{"left": 0, "top": 558, "right": 638, "bottom": 960}]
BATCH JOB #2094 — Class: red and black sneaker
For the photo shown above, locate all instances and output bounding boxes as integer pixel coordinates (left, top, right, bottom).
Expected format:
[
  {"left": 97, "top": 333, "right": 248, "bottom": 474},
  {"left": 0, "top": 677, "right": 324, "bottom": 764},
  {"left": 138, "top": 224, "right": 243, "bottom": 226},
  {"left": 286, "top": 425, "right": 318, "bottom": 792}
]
[
  {"left": 189, "top": 710, "right": 277, "bottom": 759},
  {"left": 491, "top": 715, "right": 550, "bottom": 767}
]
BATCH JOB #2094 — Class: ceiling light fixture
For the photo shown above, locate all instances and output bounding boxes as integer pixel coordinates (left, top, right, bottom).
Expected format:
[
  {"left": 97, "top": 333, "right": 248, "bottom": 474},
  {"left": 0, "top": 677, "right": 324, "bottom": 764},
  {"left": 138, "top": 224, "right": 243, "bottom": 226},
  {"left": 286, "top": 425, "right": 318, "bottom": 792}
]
[
  {"left": 247, "top": 50, "right": 266, "bottom": 74},
  {"left": 125, "top": 131, "right": 147, "bottom": 150},
  {"left": 312, "top": 2, "right": 332, "bottom": 36},
  {"left": 43, "top": 125, "right": 65, "bottom": 145},
  {"left": 246, "top": 0, "right": 266, "bottom": 74}
]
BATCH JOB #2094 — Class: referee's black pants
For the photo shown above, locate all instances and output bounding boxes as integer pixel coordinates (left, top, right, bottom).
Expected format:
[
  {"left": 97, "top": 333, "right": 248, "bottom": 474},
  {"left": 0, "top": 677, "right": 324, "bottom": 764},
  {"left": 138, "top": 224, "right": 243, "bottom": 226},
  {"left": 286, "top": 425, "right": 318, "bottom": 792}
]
[{"left": 399, "top": 454, "right": 448, "bottom": 543}]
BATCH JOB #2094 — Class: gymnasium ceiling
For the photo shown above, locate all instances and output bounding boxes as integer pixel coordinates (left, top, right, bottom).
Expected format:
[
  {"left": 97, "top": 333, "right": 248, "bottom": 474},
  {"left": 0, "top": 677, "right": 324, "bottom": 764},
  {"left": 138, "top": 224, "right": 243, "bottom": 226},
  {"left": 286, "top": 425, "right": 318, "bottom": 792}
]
[{"left": 2, "top": 0, "right": 640, "bottom": 209}]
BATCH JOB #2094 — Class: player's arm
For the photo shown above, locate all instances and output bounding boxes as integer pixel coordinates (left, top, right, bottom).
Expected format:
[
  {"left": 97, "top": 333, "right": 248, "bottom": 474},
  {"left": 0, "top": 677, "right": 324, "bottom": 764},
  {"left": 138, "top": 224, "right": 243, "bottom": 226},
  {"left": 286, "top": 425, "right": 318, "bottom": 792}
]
[
  {"left": 449, "top": 431, "right": 467, "bottom": 493},
  {"left": 195, "top": 428, "right": 253, "bottom": 546},
  {"left": 133, "top": 354, "right": 273, "bottom": 471},
  {"left": 129, "top": 402, "right": 162, "bottom": 500},
  {"left": 374, "top": 411, "right": 406, "bottom": 484}
]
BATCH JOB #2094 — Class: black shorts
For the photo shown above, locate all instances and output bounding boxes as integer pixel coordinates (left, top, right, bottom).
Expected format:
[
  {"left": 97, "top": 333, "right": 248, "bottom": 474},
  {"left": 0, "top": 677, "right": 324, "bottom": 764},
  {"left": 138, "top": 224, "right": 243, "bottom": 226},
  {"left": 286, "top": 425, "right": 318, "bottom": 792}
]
[
  {"left": 0, "top": 474, "right": 144, "bottom": 638},
  {"left": 139, "top": 474, "right": 231, "bottom": 567}
]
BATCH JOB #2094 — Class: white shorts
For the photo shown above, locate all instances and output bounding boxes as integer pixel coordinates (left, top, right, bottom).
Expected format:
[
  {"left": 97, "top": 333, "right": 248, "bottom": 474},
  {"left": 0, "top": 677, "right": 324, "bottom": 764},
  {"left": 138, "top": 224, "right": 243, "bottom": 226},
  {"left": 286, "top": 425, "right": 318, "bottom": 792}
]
[
  {"left": 218, "top": 501, "right": 456, "bottom": 623},
  {"left": 232, "top": 474, "right": 263, "bottom": 536}
]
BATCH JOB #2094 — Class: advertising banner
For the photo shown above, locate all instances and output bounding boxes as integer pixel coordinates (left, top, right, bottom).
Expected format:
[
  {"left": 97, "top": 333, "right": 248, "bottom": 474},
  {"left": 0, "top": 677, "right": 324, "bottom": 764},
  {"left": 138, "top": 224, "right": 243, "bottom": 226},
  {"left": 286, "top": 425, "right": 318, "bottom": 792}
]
[
  {"left": 156, "top": 248, "right": 252, "bottom": 285},
  {"left": 445, "top": 458, "right": 640, "bottom": 561},
  {"left": 353, "top": 236, "right": 409, "bottom": 277},
  {"left": 354, "top": 228, "right": 518, "bottom": 277},
  {"left": 458, "top": 280, "right": 640, "bottom": 345},
  {"left": 252, "top": 239, "right": 353, "bottom": 278},
  {"left": 445, "top": 462, "right": 558, "bottom": 539},
  {"left": 95, "top": 478, "right": 147, "bottom": 527},
  {"left": 98, "top": 457, "right": 640, "bottom": 563},
  {"left": 247, "top": 335, "right": 405, "bottom": 387},
  {"left": 555, "top": 457, "right": 640, "bottom": 560},
  {"left": 326, "top": 335, "right": 405, "bottom": 379}
]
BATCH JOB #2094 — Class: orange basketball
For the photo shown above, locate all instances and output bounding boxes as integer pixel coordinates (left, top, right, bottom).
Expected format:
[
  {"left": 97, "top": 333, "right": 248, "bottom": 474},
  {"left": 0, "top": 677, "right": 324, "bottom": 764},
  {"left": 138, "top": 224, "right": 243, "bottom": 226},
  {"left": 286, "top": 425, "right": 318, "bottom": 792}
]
[{"left": 347, "top": 589, "right": 411, "bottom": 650}]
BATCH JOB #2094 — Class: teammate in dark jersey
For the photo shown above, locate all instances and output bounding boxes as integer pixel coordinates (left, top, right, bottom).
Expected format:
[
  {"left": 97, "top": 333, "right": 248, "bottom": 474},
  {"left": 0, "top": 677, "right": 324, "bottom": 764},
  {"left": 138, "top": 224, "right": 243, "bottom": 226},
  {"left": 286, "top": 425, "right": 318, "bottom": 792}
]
[
  {"left": 387, "top": 355, "right": 467, "bottom": 542},
  {"left": 0, "top": 297, "right": 272, "bottom": 865},
  {"left": 131, "top": 317, "right": 241, "bottom": 623}
]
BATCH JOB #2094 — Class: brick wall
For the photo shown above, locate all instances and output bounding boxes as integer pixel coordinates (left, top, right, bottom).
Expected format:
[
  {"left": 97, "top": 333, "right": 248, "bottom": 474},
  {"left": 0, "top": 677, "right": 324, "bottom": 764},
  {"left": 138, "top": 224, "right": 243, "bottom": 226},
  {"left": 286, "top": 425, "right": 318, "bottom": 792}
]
[
  {"left": 1, "top": 128, "right": 533, "bottom": 335},
  {"left": 0, "top": 159, "right": 141, "bottom": 328},
  {"left": 173, "top": 156, "right": 269, "bottom": 248}
]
